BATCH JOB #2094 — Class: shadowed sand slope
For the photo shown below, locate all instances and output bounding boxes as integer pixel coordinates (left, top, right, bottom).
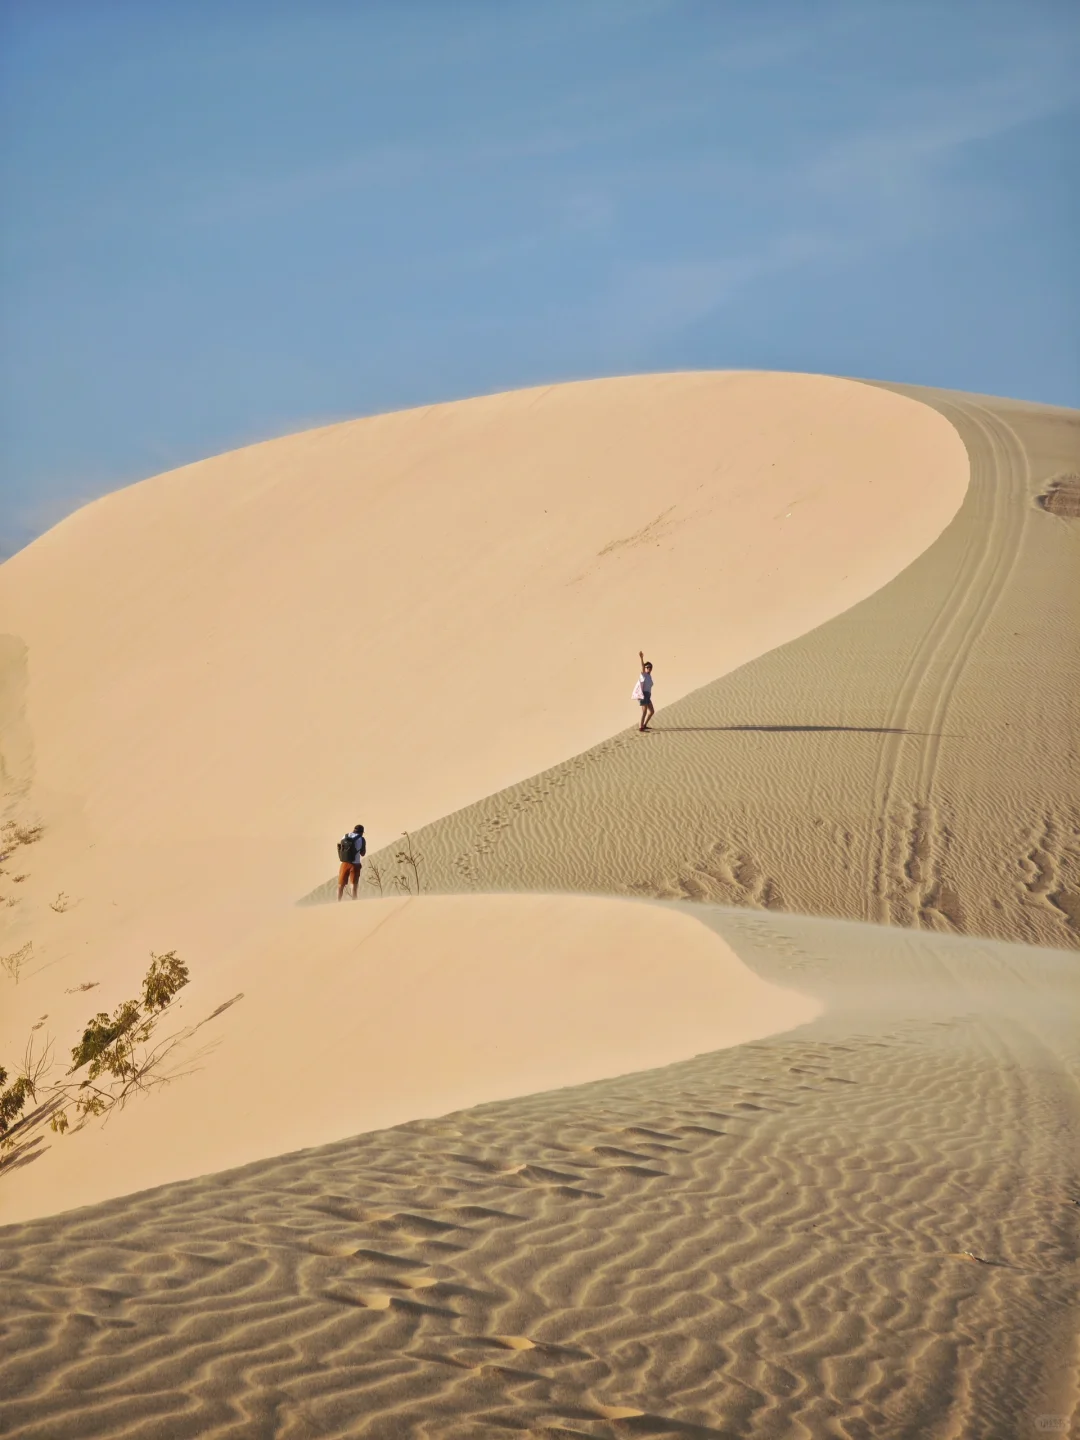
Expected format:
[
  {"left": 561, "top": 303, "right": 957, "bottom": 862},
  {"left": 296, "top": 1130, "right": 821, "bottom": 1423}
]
[
  {"left": 2, "top": 913, "right": 1077, "bottom": 1439},
  {"left": 319, "top": 386, "right": 1080, "bottom": 949}
]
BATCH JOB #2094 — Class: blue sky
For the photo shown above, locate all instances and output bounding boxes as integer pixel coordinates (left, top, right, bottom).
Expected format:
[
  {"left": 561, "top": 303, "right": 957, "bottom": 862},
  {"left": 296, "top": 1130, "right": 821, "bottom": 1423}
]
[{"left": 1, "top": 0, "right": 1077, "bottom": 557}]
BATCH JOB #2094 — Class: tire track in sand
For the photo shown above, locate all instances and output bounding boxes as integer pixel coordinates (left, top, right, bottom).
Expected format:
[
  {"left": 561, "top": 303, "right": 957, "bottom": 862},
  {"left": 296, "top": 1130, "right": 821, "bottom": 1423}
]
[{"left": 863, "top": 391, "right": 1032, "bottom": 928}]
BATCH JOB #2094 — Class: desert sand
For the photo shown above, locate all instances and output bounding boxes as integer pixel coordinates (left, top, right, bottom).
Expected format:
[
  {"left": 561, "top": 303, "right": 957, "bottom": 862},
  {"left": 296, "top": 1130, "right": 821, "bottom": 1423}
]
[
  {"left": 309, "top": 384, "right": 1080, "bottom": 949},
  {"left": 3, "top": 913, "right": 1076, "bottom": 1438},
  {"left": 1, "top": 371, "right": 1078, "bottom": 1437},
  {"left": 0, "top": 895, "right": 820, "bottom": 1218},
  {"left": 0, "top": 371, "right": 967, "bottom": 1210}
]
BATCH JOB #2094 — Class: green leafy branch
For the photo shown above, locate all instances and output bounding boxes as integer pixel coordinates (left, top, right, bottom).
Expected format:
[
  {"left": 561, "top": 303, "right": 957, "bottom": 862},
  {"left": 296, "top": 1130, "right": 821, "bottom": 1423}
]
[{"left": 1, "top": 952, "right": 191, "bottom": 1162}]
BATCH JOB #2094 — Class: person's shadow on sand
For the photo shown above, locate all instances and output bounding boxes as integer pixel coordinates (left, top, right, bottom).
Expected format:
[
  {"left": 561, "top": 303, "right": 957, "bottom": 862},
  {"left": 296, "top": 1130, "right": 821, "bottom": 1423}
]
[{"left": 651, "top": 724, "right": 945, "bottom": 735}]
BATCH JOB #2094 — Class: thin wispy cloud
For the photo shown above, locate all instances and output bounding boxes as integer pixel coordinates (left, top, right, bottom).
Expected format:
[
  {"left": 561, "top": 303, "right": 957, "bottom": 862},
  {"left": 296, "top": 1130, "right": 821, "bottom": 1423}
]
[
  {"left": 590, "top": 21, "right": 1079, "bottom": 349},
  {"left": 809, "top": 58, "right": 1077, "bottom": 197},
  {"left": 589, "top": 234, "right": 833, "bottom": 355}
]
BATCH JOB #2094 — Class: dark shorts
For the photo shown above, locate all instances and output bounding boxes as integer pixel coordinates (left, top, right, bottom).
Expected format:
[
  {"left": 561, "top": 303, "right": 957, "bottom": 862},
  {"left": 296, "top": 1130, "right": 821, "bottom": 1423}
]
[{"left": 639, "top": 695, "right": 653, "bottom": 707}]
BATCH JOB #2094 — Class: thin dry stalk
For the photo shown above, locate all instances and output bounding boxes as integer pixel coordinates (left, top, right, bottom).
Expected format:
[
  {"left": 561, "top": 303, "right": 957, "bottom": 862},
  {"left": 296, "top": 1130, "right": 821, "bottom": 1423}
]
[
  {"left": 394, "top": 831, "right": 424, "bottom": 896},
  {"left": 1, "top": 942, "right": 31, "bottom": 984}
]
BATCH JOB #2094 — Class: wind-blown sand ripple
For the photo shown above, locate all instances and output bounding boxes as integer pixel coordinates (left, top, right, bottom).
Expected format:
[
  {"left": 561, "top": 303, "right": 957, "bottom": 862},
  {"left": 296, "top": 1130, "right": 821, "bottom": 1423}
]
[{"left": 2, "top": 913, "right": 1076, "bottom": 1438}]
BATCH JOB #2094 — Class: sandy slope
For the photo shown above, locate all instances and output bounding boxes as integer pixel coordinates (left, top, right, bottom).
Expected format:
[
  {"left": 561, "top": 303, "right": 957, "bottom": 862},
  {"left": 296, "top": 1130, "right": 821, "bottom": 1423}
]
[
  {"left": 326, "top": 386, "right": 1080, "bottom": 950},
  {"left": 0, "top": 895, "right": 818, "bottom": 1222},
  {"left": 0, "top": 372, "right": 964, "bottom": 911},
  {"left": 3, "top": 911, "right": 1076, "bottom": 1438},
  {"left": 4, "top": 371, "right": 1077, "bottom": 1437},
  {"left": 0, "top": 371, "right": 965, "bottom": 1213}
]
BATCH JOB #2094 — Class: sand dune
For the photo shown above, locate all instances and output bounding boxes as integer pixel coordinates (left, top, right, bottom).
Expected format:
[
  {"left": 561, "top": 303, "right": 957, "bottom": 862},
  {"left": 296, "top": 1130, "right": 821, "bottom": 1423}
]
[
  {"left": 2, "top": 372, "right": 1077, "bottom": 1437},
  {"left": 319, "top": 385, "right": 1080, "bottom": 950},
  {"left": 0, "top": 370, "right": 967, "bottom": 1208},
  {"left": 2, "top": 911, "right": 1076, "bottom": 1438},
  {"left": 0, "top": 373, "right": 965, "bottom": 941}
]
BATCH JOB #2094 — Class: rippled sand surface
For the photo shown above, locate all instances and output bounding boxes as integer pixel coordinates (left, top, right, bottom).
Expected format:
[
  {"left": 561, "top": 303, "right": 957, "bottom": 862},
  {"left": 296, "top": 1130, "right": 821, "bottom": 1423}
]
[{"left": 3, "top": 913, "right": 1077, "bottom": 1438}]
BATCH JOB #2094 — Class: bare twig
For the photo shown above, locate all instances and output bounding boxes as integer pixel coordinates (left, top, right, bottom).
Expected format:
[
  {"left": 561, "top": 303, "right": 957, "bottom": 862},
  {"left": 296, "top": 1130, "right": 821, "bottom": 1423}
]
[
  {"left": 0, "top": 1031, "right": 50, "bottom": 1145},
  {"left": 1, "top": 942, "right": 31, "bottom": 984},
  {"left": 23, "top": 1031, "right": 51, "bottom": 1094}
]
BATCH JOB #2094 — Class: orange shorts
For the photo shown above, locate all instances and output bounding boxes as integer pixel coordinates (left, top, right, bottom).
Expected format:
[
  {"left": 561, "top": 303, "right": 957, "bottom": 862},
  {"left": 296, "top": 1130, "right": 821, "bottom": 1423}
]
[{"left": 338, "top": 862, "right": 362, "bottom": 886}]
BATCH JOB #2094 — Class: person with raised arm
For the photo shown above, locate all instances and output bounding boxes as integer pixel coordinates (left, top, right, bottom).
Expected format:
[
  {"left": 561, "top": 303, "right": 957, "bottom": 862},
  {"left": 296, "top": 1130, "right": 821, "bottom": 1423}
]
[{"left": 633, "top": 650, "right": 655, "bottom": 732}]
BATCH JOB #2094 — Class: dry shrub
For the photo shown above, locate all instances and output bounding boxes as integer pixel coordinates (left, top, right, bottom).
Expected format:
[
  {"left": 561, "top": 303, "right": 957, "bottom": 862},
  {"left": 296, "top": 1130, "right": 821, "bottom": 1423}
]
[
  {"left": 394, "top": 831, "right": 424, "bottom": 895},
  {"left": 1, "top": 821, "right": 44, "bottom": 851},
  {"left": 1, "top": 942, "right": 31, "bottom": 984}
]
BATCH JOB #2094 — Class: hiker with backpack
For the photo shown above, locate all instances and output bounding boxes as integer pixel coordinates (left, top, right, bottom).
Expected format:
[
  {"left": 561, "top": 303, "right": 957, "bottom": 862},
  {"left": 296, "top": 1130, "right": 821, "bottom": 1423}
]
[
  {"left": 633, "top": 650, "right": 655, "bottom": 732},
  {"left": 337, "top": 823, "right": 367, "bottom": 900}
]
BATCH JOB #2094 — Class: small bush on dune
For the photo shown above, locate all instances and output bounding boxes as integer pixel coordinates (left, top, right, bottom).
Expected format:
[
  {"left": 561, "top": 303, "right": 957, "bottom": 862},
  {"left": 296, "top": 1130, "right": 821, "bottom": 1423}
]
[
  {"left": 0, "top": 1067, "right": 33, "bottom": 1138},
  {"left": 142, "top": 950, "right": 189, "bottom": 1013},
  {"left": 0, "top": 1034, "right": 50, "bottom": 1140},
  {"left": 54, "top": 950, "right": 190, "bottom": 1131},
  {"left": 1, "top": 820, "right": 44, "bottom": 852},
  {"left": 1, "top": 951, "right": 191, "bottom": 1157}
]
